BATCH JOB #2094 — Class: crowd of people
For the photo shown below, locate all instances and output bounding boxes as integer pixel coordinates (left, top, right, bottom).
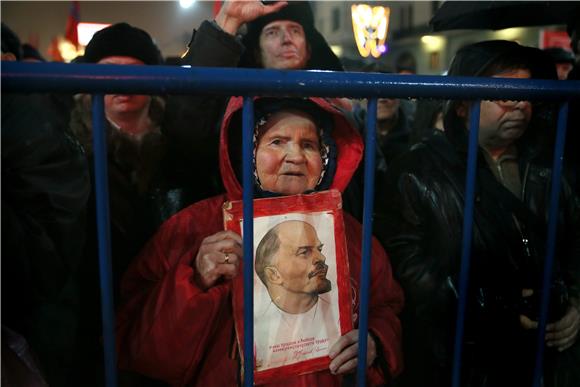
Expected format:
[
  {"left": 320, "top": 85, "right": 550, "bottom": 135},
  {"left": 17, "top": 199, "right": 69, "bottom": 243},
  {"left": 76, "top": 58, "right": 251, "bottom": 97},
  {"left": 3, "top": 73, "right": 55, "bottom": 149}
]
[{"left": 2, "top": 1, "right": 579, "bottom": 386}]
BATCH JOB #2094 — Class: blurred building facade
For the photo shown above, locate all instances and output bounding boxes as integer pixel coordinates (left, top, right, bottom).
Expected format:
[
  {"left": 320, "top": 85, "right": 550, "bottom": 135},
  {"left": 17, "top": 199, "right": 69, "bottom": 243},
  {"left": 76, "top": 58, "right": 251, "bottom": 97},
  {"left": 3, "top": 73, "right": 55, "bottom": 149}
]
[
  {"left": 313, "top": 1, "right": 571, "bottom": 74},
  {"left": 2, "top": 1, "right": 572, "bottom": 70}
]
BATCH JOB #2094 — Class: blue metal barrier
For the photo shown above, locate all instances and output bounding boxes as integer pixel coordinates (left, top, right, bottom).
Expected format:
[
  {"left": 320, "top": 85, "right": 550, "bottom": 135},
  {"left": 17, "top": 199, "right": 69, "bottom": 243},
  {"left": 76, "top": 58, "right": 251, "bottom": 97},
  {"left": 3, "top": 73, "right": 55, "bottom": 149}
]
[
  {"left": 242, "top": 97, "right": 255, "bottom": 386},
  {"left": 91, "top": 94, "right": 118, "bottom": 387},
  {"left": 3, "top": 62, "right": 579, "bottom": 100},
  {"left": 532, "top": 102, "right": 570, "bottom": 387},
  {"left": 2, "top": 62, "right": 579, "bottom": 387},
  {"left": 357, "top": 98, "right": 378, "bottom": 386},
  {"left": 451, "top": 101, "right": 481, "bottom": 387}
]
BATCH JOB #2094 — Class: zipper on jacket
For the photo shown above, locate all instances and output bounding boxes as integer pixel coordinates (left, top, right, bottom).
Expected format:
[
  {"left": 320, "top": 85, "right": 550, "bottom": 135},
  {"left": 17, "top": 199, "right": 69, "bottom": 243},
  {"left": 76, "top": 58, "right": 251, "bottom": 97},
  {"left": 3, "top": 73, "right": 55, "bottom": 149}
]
[
  {"left": 520, "top": 162, "right": 531, "bottom": 202},
  {"left": 512, "top": 214, "right": 532, "bottom": 259}
]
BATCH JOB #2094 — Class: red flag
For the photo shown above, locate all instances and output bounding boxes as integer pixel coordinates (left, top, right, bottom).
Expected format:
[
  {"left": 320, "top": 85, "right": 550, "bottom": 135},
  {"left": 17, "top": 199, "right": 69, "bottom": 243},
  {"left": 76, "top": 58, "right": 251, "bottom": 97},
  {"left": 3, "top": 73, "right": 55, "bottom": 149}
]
[
  {"left": 213, "top": 0, "right": 222, "bottom": 18},
  {"left": 65, "top": 1, "right": 80, "bottom": 48}
]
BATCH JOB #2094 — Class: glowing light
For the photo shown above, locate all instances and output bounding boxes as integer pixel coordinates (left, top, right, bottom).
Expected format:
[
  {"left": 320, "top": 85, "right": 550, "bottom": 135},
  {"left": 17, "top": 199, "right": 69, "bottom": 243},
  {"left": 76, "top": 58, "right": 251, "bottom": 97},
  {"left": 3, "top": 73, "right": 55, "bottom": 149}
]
[
  {"left": 330, "top": 45, "right": 343, "bottom": 57},
  {"left": 421, "top": 35, "right": 445, "bottom": 52},
  {"left": 78, "top": 22, "right": 110, "bottom": 46},
  {"left": 495, "top": 27, "right": 523, "bottom": 41},
  {"left": 351, "top": 4, "right": 390, "bottom": 58},
  {"left": 58, "top": 38, "right": 84, "bottom": 62},
  {"left": 180, "top": 0, "right": 195, "bottom": 9}
]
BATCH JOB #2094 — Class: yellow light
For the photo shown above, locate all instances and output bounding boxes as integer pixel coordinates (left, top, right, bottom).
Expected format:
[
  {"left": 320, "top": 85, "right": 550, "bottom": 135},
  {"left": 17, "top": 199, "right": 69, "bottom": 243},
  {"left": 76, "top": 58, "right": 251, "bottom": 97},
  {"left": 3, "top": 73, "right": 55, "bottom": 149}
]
[
  {"left": 330, "top": 45, "right": 343, "bottom": 57},
  {"left": 421, "top": 35, "right": 445, "bottom": 52},
  {"left": 58, "top": 38, "right": 84, "bottom": 62},
  {"left": 351, "top": 4, "right": 390, "bottom": 58},
  {"left": 495, "top": 27, "right": 523, "bottom": 41}
]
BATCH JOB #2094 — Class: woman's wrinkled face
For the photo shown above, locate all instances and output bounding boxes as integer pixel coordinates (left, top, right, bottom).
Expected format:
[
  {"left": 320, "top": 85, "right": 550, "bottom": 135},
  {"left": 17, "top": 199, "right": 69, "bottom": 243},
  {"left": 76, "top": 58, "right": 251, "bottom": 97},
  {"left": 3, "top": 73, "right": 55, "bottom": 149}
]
[{"left": 255, "top": 110, "right": 323, "bottom": 195}]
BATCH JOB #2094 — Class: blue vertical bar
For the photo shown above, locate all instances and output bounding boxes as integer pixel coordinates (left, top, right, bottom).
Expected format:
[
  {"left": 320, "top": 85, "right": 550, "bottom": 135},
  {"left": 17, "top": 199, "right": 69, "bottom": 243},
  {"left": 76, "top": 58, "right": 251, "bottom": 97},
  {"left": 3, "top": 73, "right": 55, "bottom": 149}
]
[
  {"left": 356, "top": 98, "right": 378, "bottom": 386},
  {"left": 242, "top": 97, "right": 255, "bottom": 386},
  {"left": 91, "top": 94, "right": 118, "bottom": 387},
  {"left": 451, "top": 101, "right": 481, "bottom": 387},
  {"left": 531, "top": 102, "right": 569, "bottom": 387}
]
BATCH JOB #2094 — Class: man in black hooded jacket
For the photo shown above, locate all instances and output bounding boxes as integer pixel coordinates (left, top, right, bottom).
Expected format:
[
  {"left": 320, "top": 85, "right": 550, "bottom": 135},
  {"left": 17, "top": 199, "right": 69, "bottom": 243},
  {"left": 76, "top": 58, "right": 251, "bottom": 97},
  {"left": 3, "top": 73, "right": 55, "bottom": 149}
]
[
  {"left": 165, "top": 0, "right": 345, "bottom": 190},
  {"left": 375, "top": 40, "right": 580, "bottom": 387}
]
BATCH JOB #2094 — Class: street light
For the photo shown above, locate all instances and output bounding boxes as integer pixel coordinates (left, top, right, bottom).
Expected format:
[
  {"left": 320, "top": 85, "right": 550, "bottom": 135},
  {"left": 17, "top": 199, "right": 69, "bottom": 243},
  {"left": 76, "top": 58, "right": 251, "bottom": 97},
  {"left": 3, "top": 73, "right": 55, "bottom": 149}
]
[{"left": 180, "top": 0, "right": 195, "bottom": 9}]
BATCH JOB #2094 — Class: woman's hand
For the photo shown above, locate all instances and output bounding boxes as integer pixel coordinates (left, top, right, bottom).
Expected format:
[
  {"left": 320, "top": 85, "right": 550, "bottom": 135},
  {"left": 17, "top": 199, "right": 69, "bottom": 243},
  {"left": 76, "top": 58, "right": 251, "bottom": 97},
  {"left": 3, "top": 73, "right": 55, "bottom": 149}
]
[
  {"left": 194, "top": 230, "right": 242, "bottom": 290},
  {"left": 215, "top": 0, "right": 288, "bottom": 35},
  {"left": 328, "top": 330, "right": 377, "bottom": 375}
]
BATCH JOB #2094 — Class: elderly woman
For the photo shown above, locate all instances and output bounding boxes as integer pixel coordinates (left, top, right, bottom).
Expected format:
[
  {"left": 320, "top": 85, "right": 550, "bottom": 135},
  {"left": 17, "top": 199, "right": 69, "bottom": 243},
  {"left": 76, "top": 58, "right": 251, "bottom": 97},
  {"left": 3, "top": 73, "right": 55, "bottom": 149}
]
[{"left": 116, "top": 97, "right": 403, "bottom": 386}]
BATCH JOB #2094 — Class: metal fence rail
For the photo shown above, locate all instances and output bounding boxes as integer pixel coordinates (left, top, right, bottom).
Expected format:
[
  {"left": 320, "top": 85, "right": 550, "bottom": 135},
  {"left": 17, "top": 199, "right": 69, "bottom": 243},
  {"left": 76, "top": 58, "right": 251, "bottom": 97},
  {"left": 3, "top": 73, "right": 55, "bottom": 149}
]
[{"left": 3, "top": 62, "right": 579, "bottom": 387}]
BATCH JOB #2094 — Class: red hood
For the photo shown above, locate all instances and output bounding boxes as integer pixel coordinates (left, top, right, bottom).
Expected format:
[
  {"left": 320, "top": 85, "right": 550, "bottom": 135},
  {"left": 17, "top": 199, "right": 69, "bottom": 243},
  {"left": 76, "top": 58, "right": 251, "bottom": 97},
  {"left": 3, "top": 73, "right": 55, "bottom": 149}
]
[{"left": 219, "top": 97, "right": 363, "bottom": 200}]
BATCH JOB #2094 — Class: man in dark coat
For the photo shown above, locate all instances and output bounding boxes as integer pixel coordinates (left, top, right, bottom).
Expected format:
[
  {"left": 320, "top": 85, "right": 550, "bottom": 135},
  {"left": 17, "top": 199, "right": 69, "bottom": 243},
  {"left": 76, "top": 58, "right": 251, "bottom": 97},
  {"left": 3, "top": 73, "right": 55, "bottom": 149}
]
[
  {"left": 68, "top": 23, "right": 204, "bottom": 386},
  {"left": 353, "top": 63, "right": 413, "bottom": 172},
  {"left": 2, "top": 23, "right": 91, "bottom": 386},
  {"left": 350, "top": 62, "right": 413, "bottom": 220},
  {"left": 375, "top": 40, "right": 580, "bottom": 387}
]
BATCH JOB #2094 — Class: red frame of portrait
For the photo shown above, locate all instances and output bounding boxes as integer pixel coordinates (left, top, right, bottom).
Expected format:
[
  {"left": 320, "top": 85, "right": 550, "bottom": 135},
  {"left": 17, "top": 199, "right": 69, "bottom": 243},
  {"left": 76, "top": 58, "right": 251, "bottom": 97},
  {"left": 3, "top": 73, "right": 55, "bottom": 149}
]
[{"left": 224, "top": 189, "right": 353, "bottom": 385}]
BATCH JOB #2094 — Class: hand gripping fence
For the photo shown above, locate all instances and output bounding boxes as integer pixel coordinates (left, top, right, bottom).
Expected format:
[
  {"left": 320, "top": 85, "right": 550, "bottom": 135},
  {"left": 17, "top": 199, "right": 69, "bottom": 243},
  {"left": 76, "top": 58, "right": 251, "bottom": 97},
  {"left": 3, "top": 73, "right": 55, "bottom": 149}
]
[{"left": 3, "top": 62, "right": 579, "bottom": 387}]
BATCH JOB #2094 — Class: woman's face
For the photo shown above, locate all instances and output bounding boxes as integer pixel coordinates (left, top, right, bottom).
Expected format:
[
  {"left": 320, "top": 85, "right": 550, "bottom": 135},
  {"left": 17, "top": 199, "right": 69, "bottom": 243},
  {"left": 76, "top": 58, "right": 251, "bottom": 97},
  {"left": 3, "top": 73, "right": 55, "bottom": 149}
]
[{"left": 255, "top": 110, "right": 323, "bottom": 195}]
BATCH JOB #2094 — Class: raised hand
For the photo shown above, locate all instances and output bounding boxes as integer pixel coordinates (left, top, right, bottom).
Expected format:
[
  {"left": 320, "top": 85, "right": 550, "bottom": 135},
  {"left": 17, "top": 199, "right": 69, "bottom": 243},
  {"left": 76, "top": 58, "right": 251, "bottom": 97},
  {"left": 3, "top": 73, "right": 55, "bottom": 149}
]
[{"left": 215, "top": 0, "right": 288, "bottom": 35}]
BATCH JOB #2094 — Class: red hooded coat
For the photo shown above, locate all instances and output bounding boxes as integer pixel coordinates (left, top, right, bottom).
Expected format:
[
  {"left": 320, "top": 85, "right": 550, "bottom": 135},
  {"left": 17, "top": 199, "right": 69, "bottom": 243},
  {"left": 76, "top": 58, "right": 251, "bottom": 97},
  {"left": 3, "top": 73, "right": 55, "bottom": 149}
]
[{"left": 116, "top": 97, "right": 403, "bottom": 386}]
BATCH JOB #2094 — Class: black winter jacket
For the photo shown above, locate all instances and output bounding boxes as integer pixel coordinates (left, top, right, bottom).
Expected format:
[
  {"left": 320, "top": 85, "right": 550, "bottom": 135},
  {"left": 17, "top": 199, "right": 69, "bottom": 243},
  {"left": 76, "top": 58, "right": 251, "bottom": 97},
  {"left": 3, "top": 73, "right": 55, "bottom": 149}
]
[
  {"left": 67, "top": 94, "right": 206, "bottom": 385},
  {"left": 2, "top": 93, "right": 90, "bottom": 386},
  {"left": 375, "top": 130, "right": 580, "bottom": 387}
]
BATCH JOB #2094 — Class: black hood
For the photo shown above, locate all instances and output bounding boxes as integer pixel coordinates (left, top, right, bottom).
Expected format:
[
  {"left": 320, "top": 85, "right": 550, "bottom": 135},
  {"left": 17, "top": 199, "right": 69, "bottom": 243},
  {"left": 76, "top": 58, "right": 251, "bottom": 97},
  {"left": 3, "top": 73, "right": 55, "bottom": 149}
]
[{"left": 238, "top": 1, "right": 343, "bottom": 71}]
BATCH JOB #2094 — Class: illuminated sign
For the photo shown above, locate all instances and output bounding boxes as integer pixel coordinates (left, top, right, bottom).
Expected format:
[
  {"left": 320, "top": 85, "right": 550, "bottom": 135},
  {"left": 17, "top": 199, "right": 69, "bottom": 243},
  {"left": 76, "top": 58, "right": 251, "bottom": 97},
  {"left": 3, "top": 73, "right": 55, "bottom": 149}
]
[
  {"left": 78, "top": 22, "right": 110, "bottom": 46},
  {"left": 351, "top": 4, "right": 390, "bottom": 58}
]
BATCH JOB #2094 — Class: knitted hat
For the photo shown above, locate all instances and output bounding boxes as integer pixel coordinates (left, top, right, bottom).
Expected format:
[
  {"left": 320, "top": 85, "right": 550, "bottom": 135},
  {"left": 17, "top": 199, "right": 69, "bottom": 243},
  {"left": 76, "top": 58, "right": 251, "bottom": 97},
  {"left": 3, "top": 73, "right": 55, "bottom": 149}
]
[
  {"left": 83, "top": 23, "right": 161, "bottom": 65},
  {"left": 239, "top": 1, "right": 343, "bottom": 71}
]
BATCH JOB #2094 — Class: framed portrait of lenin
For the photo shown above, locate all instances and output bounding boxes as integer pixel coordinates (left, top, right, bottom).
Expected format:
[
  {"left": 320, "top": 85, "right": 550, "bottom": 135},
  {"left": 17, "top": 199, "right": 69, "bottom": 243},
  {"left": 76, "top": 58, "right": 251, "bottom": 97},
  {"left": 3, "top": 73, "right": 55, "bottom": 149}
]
[{"left": 224, "top": 189, "right": 353, "bottom": 384}]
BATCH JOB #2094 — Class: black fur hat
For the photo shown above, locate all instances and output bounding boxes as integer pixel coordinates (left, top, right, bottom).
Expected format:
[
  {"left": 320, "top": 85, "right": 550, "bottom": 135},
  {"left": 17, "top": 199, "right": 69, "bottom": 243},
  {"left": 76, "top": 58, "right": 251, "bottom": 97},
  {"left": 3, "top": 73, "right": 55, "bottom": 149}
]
[
  {"left": 238, "top": 1, "right": 343, "bottom": 71},
  {"left": 83, "top": 23, "right": 161, "bottom": 65}
]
